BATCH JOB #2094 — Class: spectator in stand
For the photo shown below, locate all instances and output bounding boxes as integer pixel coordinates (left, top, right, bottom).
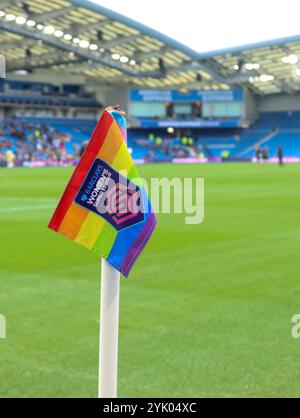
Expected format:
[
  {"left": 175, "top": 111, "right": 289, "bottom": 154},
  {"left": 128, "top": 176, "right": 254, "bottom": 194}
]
[
  {"left": 79, "top": 141, "right": 89, "bottom": 157},
  {"left": 0, "top": 118, "right": 74, "bottom": 166}
]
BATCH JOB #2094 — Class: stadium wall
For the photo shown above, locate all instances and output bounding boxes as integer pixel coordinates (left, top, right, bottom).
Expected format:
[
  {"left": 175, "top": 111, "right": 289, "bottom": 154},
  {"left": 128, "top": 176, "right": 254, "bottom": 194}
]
[
  {"left": 105, "top": 87, "right": 129, "bottom": 114},
  {"left": 258, "top": 93, "right": 300, "bottom": 112},
  {"left": 11, "top": 72, "right": 87, "bottom": 87}
]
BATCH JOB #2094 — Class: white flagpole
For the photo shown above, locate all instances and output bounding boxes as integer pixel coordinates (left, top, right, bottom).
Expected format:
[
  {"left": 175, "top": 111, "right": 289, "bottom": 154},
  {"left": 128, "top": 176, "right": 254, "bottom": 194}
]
[{"left": 98, "top": 258, "right": 120, "bottom": 398}]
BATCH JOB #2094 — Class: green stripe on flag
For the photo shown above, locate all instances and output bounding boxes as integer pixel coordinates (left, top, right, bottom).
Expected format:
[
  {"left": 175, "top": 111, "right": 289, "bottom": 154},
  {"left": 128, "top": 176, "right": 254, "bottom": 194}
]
[
  {"left": 128, "top": 165, "right": 143, "bottom": 186},
  {"left": 92, "top": 222, "right": 117, "bottom": 258}
]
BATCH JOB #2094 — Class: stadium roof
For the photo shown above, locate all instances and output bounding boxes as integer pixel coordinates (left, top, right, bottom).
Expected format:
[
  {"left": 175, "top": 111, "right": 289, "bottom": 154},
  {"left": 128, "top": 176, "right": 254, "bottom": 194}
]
[{"left": 1, "top": 0, "right": 300, "bottom": 95}]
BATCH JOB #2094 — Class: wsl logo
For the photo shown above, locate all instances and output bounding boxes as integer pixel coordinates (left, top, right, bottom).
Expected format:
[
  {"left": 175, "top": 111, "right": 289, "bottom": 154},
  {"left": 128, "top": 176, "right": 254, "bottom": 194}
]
[
  {"left": 106, "top": 182, "right": 142, "bottom": 227},
  {"left": 75, "top": 159, "right": 144, "bottom": 231}
]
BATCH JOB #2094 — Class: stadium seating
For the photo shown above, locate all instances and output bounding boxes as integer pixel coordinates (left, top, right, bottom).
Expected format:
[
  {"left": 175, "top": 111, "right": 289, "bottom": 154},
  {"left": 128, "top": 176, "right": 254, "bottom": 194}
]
[
  {"left": 196, "top": 112, "right": 300, "bottom": 159},
  {"left": 1, "top": 111, "right": 300, "bottom": 164}
]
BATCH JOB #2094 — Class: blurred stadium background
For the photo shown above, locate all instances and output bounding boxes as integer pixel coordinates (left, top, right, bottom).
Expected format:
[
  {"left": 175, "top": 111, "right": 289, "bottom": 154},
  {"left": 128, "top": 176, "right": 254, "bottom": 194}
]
[
  {"left": 1, "top": 0, "right": 300, "bottom": 398},
  {"left": 1, "top": 0, "right": 300, "bottom": 165}
]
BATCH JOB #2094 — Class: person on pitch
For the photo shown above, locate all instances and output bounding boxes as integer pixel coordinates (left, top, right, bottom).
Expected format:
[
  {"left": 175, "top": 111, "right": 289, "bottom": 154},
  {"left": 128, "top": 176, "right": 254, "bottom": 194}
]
[
  {"left": 277, "top": 145, "right": 284, "bottom": 166},
  {"left": 5, "top": 150, "right": 15, "bottom": 168}
]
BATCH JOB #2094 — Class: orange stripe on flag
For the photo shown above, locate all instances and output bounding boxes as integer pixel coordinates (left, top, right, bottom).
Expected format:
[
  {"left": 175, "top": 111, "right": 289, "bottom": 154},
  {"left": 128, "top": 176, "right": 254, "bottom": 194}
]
[
  {"left": 58, "top": 203, "right": 87, "bottom": 240},
  {"left": 97, "top": 122, "right": 123, "bottom": 164}
]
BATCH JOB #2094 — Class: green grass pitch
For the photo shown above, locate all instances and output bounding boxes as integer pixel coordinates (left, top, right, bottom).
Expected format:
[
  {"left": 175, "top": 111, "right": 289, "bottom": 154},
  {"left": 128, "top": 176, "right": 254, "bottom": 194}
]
[{"left": 0, "top": 163, "right": 300, "bottom": 398}]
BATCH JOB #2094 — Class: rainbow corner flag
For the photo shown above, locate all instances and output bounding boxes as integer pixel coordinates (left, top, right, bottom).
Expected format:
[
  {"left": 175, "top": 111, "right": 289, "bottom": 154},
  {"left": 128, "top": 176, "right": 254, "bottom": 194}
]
[{"left": 48, "top": 106, "right": 156, "bottom": 277}]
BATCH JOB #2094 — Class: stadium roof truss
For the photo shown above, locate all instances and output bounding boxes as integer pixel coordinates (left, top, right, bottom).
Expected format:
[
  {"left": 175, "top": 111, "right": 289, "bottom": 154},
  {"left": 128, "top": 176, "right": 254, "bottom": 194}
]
[{"left": 1, "top": 0, "right": 300, "bottom": 95}]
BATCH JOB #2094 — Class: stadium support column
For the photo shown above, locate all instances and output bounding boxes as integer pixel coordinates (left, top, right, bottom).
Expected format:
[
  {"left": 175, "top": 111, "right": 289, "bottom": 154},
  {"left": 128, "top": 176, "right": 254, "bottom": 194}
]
[
  {"left": 98, "top": 259, "right": 120, "bottom": 398},
  {"left": 105, "top": 88, "right": 129, "bottom": 115}
]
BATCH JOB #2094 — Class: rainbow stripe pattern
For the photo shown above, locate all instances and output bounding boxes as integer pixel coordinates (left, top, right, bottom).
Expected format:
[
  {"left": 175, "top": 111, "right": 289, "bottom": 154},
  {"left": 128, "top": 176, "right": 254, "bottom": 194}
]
[{"left": 48, "top": 107, "right": 156, "bottom": 277}]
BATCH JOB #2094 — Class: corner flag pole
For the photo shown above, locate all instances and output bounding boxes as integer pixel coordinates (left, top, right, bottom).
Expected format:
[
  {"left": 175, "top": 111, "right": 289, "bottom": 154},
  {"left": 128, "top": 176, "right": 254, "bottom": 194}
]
[{"left": 98, "top": 259, "right": 120, "bottom": 398}]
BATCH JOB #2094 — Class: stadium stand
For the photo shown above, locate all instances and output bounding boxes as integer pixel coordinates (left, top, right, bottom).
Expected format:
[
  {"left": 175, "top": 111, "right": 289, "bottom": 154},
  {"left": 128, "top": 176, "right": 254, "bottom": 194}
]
[
  {"left": 1, "top": 111, "right": 300, "bottom": 165},
  {"left": 0, "top": 0, "right": 300, "bottom": 166},
  {"left": 0, "top": 117, "right": 95, "bottom": 166}
]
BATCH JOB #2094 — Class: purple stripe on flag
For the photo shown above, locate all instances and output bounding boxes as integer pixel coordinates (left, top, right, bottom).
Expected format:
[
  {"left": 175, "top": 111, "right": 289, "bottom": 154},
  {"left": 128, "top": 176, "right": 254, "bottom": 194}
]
[{"left": 120, "top": 212, "right": 156, "bottom": 277}]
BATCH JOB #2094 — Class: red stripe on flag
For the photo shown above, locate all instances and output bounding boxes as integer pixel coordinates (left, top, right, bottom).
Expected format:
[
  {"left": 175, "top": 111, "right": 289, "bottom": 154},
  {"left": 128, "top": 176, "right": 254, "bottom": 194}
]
[{"left": 48, "top": 111, "right": 113, "bottom": 232}]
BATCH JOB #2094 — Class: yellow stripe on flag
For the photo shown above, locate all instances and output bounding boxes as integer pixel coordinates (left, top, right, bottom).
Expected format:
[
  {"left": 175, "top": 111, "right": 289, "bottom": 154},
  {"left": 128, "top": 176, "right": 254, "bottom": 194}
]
[
  {"left": 75, "top": 212, "right": 105, "bottom": 249},
  {"left": 112, "top": 141, "right": 133, "bottom": 174}
]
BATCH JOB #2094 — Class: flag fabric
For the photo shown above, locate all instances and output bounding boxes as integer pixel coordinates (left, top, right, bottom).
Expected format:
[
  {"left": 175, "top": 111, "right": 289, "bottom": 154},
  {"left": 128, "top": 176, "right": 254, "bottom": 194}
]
[{"left": 48, "top": 107, "right": 156, "bottom": 277}]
